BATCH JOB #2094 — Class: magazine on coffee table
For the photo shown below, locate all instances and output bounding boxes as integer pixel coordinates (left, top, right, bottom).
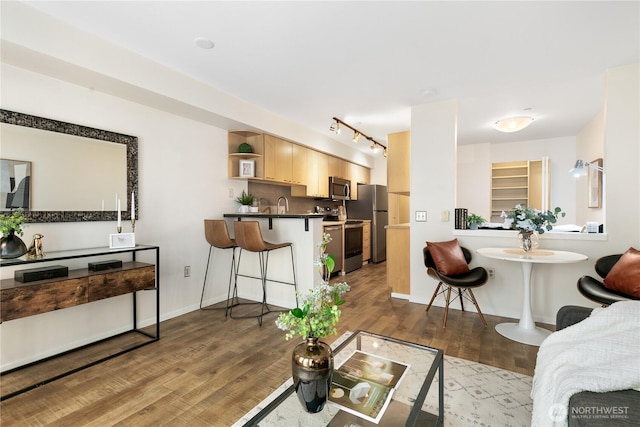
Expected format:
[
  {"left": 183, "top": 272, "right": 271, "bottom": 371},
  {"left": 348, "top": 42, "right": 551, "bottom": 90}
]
[{"left": 328, "top": 350, "right": 410, "bottom": 424}]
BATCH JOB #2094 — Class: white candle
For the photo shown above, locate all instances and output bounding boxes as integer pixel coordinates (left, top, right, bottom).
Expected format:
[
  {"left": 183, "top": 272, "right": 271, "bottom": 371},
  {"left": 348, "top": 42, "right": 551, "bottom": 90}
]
[
  {"left": 131, "top": 191, "right": 135, "bottom": 220},
  {"left": 117, "top": 199, "right": 121, "bottom": 227},
  {"left": 101, "top": 200, "right": 105, "bottom": 212}
]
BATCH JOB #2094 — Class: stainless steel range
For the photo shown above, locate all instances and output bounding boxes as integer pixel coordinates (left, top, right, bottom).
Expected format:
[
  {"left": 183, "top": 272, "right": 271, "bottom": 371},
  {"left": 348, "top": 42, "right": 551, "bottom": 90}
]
[{"left": 344, "top": 220, "right": 363, "bottom": 273}]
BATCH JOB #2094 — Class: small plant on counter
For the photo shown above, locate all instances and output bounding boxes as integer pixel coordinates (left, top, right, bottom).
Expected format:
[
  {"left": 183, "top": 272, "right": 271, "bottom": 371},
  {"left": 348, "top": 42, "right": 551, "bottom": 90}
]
[
  {"left": 276, "top": 233, "right": 350, "bottom": 340},
  {"left": 234, "top": 190, "right": 255, "bottom": 206},
  {"left": 0, "top": 208, "right": 26, "bottom": 237},
  {"left": 467, "top": 213, "right": 486, "bottom": 229}
]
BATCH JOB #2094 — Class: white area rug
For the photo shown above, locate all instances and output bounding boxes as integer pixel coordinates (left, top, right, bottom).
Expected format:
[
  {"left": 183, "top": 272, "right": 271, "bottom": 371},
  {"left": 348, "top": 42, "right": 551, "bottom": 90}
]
[{"left": 233, "top": 333, "right": 533, "bottom": 426}]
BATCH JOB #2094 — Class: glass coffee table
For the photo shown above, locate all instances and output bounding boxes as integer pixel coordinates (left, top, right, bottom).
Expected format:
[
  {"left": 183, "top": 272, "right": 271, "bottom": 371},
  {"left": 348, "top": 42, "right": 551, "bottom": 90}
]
[{"left": 243, "top": 330, "right": 444, "bottom": 426}]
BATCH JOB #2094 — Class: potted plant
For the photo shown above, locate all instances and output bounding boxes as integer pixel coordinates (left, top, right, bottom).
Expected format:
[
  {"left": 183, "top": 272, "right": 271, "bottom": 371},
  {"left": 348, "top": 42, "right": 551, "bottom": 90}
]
[
  {"left": 234, "top": 190, "right": 255, "bottom": 213},
  {"left": 276, "top": 233, "right": 350, "bottom": 413},
  {"left": 0, "top": 208, "right": 28, "bottom": 259},
  {"left": 501, "top": 204, "right": 565, "bottom": 251},
  {"left": 467, "top": 213, "right": 486, "bottom": 230}
]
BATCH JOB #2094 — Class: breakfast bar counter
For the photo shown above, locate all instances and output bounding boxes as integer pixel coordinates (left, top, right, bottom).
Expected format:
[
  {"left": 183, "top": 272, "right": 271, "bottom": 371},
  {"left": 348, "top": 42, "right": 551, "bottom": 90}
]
[{"left": 221, "top": 213, "right": 324, "bottom": 309}]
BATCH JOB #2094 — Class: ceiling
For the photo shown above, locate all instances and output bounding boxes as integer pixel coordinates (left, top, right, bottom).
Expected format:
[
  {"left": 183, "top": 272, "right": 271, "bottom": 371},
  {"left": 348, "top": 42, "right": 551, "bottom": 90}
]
[{"left": 21, "top": 1, "right": 640, "bottom": 152}]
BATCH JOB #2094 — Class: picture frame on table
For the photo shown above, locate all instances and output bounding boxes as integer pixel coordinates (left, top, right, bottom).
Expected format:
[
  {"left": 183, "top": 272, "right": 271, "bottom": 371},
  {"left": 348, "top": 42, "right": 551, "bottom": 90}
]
[
  {"left": 239, "top": 159, "right": 255, "bottom": 178},
  {"left": 588, "top": 158, "right": 603, "bottom": 208},
  {"left": 109, "top": 233, "right": 136, "bottom": 249}
]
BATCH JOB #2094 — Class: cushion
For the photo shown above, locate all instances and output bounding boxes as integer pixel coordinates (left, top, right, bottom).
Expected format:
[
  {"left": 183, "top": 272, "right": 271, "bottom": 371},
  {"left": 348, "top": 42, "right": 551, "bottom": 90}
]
[
  {"left": 426, "top": 239, "right": 470, "bottom": 276},
  {"left": 603, "top": 247, "right": 640, "bottom": 297}
]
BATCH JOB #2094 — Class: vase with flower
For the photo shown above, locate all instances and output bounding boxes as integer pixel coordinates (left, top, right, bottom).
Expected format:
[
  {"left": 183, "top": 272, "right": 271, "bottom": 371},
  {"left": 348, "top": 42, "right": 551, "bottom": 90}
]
[
  {"left": 0, "top": 209, "right": 28, "bottom": 259},
  {"left": 276, "top": 233, "right": 350, "bottom": 413},
  {"left": 501, "top": 204, "right": 565, "bottom": 252}
]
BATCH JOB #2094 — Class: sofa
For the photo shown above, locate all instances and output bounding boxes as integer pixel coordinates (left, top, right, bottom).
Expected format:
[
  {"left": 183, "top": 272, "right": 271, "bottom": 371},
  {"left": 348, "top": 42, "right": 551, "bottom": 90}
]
[{"left": 556, "top": 305, "right": 639, "bottom": 427}]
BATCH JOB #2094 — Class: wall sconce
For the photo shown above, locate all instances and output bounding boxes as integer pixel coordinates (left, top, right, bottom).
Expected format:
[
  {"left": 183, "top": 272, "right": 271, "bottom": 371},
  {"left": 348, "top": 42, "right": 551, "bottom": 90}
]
[
  {"left": 569, "top": 159, "right": 605, "bottom": 177},
  {"left": 493, "top": 116, "right": 534, "bottom": 133},
  {"left": 329, "top": 117, "right": 387, "bottom": 156}
]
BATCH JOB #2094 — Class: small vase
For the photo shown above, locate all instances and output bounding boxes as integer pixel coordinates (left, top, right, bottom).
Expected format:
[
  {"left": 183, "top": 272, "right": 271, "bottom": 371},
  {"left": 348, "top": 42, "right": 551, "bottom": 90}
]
[
  {"left": 292, "top": 337, "right": 334, "bottom": 413},
  {"left": 238, "top": 205, "right": 249, "bottom": 213},
  {"left": 518, "top": 230, "right": 538, "bottom": 252},
  {"left": 0, "top": 231, "right": 28, "bottom": 259}
]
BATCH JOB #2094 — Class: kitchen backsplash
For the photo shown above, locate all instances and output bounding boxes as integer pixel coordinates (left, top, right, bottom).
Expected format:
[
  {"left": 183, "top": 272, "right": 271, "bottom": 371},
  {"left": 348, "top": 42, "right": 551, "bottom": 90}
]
[{"left": 248, "top": 182, "right": 342, "bottom": 214}]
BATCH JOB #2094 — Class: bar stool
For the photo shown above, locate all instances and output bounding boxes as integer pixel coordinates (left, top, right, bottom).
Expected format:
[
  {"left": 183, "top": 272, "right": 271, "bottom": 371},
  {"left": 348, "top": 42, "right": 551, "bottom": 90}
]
[
  {"left": 200, "top": 219, "right": 239, "bottom": 316},
  {"left": 232, "top": 221, "right": 298, "bottom": 326}
]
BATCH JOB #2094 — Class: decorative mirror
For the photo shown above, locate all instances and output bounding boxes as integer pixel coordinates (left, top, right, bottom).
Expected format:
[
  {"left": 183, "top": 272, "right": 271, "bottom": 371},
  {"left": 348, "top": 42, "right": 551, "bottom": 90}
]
[{"left": 0, "top": 109, "right": 137, "bottom": 222}]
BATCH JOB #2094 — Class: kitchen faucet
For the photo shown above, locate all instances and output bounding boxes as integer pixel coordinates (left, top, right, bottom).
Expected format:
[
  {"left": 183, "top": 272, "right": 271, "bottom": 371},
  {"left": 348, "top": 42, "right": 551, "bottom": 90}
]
[{"left": 277, "top": 196, "right": 289, "bottom": 214}]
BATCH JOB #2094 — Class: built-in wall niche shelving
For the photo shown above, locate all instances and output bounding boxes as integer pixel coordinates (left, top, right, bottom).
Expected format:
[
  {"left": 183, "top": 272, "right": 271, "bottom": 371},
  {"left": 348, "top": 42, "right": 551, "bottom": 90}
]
[
  {"left": 228, "top": 131, "right": 264, "bottom": 179},
  {"left": 490, "top": 160, "right": 547, "bottom": 222}
]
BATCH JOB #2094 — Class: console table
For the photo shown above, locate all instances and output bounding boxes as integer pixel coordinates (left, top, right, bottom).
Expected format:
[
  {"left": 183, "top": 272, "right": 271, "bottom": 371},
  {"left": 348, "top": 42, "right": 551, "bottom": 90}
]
[{"left": 0, "top": 245, "right": 160, "bottom": 400}]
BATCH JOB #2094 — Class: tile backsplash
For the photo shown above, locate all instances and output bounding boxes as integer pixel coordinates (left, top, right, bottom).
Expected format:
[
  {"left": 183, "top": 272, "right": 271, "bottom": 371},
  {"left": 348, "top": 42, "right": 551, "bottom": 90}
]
[{"left": 247, "top": 182, "right": 342, "bottom": 214}]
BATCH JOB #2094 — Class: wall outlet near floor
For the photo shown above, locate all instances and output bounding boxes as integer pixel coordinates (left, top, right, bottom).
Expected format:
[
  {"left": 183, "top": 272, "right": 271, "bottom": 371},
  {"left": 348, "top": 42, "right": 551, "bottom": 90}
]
[
  {"left": 487, "top": 268, "right": 495, "bottom": 279},
  {"left": 184, "top": 266, "right": 191, "bottom": 278},
  {"left": 415, "top": 211, "right": 427, "bottom": 222}
]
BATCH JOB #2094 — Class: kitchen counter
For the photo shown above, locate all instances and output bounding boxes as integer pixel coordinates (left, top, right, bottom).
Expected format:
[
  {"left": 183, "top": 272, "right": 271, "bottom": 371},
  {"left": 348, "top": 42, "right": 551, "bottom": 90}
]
[{"left": 224, "top": 212, "right": 323, "bottom": 232}]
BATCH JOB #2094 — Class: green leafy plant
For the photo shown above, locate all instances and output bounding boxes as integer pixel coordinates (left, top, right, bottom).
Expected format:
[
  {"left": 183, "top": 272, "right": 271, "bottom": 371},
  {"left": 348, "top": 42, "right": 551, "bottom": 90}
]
[
  {"left": 467, "top": 213, "right": 486, "bottom": 226},
  {"left": 0, "top": 208, "right": 26, "bottom": 237},
  {"left": 276, "top": 233, "right": 350, "bottom": 340},
  {"left": 501, "top": 204, "right": 565, "bottom": 234},
  {"left": 234, "top": 189, "right": 255, "bottom": 205}
]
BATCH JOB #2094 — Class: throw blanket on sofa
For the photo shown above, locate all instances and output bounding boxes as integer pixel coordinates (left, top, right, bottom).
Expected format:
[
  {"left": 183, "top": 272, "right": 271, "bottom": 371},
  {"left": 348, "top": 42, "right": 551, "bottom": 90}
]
[{"left": 531, "top": 301, "right": 640, "bottom": 427}]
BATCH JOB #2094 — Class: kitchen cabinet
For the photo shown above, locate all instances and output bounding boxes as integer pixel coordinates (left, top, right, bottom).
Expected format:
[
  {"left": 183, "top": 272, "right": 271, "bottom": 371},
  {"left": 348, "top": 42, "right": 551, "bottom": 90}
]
[
  {"left": 387, "top": 131, "right": 410, "bottom": 195},
  {"left": 291, "top": 143, "right": 307, "bottom": 185},
  {"left": 292, "top": 148, "right": 327, "bottom": 198},
  {"left": 388, "top": 193, "right": 410, "bottom": 225},
  {"left": 328, "top": 156, "right": 347, "bottom": 179},
  {"left": 386, "top": 224, "right": 410, "bottom": 295},
  {"left": 362, "top": 220, "right": 371, "bottom": 263},
  {"left": 347, "top": 162, "right": 371, "bottom": 200},
  {"left": 490, "top": 160, "right": 547, "bottom": 222},
  {"left": 264, "top": 134, "right": 293, "bottom": 183}
]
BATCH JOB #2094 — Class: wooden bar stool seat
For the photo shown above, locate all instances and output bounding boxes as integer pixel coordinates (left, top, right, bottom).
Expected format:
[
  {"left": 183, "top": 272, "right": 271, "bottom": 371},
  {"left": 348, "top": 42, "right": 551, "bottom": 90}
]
[
  {"left": 200, "top": 219, "right": 239, "bottom": 316},
  {"left": 232, "top": 221, "right": 298, "bottom": 326}
]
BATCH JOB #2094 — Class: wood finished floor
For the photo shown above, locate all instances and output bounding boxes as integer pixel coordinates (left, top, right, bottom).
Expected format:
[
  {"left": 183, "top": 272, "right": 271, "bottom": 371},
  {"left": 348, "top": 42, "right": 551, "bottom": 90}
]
[{"left": 0, "top": 261, "right": 552, "bottom": 426}]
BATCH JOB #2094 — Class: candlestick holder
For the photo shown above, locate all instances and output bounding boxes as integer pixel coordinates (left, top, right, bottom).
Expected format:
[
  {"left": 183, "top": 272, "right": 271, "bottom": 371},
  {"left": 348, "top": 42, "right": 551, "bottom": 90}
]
[
  {"left": 131, "top": 218, "right": 136, "bottom": 233},
  {"left": 117, "top": 226, "right": 122, "bottom": 234}
]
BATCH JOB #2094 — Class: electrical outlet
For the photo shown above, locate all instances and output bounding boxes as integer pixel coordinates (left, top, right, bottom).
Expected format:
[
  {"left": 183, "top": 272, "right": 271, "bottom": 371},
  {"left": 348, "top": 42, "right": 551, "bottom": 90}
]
[
  {"left": 184, "top": 266, "right": 191, "bottom": 278},
  {"left": 415, "top": 211, "right": 427, "bottom": 222},
  {"left": 487, "top": 268, "right": 495, "bottom": 279}
]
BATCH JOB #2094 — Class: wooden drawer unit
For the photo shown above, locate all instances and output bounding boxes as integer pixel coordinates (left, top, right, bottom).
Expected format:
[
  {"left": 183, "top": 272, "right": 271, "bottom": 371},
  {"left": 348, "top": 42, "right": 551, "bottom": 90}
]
[{"left": 87, "top": 263, "right": 156, "bottom": 302}]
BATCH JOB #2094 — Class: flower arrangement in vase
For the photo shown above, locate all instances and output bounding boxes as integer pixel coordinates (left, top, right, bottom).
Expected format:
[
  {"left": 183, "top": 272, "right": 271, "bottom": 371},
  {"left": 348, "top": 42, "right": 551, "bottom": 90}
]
[
  {"left": 501, "top": 204, "right": 565, "bottom": 251},
  {"left": 276, "top": 233, "right": 350, "bottom": 413}
]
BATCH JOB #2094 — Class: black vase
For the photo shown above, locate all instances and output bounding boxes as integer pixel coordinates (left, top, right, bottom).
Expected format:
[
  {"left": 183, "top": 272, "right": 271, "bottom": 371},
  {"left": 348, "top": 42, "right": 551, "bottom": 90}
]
[
  {"left": 292, "top": 337, "right": 334, "bottom": 413},
  {"left": 0, "top": 231, "right": 28, "bottom": 259}
]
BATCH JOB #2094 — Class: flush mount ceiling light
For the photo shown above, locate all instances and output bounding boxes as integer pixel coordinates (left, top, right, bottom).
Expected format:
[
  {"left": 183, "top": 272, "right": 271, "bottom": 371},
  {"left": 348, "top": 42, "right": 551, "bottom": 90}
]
[
  {"left": 194, "top": 37, "right": 215, "bottom": 49},
  {"left": 569, "top": 160, "right": 605, "bottom": 177},
  {"left": 493, "top": 116, "right": 534, "bottom": 133},
  {"left": 330, "top": 117, "right": 387, "bottom": 156}
]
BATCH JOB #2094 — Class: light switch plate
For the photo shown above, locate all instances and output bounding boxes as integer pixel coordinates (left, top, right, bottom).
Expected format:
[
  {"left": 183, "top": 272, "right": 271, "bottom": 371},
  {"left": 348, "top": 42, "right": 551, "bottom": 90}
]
[
  {"left": 441, "top": 210, "right": 450, "bottom": 222},
  {"left": 415, "top": 211, "right": 427, "bottom": 222}
]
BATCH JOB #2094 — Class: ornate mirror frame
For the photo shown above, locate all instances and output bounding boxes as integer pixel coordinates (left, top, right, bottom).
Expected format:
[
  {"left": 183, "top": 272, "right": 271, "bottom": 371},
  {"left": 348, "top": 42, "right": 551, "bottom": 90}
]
[{"left": 0, "top": 109, "right": 138, "bottom": 223}]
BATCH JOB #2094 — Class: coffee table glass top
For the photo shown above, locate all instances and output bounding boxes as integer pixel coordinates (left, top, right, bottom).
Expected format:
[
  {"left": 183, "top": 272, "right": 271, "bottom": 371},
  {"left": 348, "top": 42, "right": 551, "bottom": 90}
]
[{"left": 243, "top": 330, "right": 444, "bottom": 427}]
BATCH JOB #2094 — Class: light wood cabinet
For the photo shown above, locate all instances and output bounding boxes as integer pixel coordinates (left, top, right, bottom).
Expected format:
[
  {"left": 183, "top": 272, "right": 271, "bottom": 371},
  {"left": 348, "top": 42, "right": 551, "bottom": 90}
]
[
  {"left": 229, "top": 131, "right": 369, "bottom": 200},
  {"left": 387, "top": 131, "right": 410, "bottom": 195},
  {"left": 386, "top": 225, "right": 410, "bottom": 295},
  {"left": 264, "top": 135, "right": 293, "bottom": 183},
  {"left": 292, "top": 143, "right": 307, "bottom": 185},
  {"left": 362, "top": 220, "right": 371, "bottom": 263},
  {"left": 490, "top": 160, "right": 547, "bottom": 222},
  {"left": 388, "top": 193, "right": 410, "bottom": 225}
]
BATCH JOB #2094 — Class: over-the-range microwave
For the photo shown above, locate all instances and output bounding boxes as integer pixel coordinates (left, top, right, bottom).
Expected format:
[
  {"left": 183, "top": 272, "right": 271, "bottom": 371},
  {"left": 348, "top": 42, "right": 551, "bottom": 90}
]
[{"left": 329, "top": 176, "right": 351, "bottom": 201}]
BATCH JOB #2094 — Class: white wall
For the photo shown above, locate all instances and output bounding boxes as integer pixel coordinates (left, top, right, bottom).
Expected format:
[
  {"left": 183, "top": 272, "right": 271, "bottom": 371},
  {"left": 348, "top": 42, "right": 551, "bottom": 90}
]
[{"left": 575, "top": 112, "right": 605, "bottom": 225}]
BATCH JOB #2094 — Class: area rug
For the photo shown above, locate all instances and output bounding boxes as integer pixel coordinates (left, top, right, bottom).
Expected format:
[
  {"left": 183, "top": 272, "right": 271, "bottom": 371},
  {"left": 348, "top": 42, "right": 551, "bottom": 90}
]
[{"left": 233, "top": 333, "right": 533, "bottom": 426}]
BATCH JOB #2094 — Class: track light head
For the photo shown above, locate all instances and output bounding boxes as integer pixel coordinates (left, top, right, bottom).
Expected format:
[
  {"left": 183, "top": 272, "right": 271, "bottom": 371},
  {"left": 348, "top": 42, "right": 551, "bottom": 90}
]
[
  {"left": 352, "top": 131, "right": 361, "bottom": 143},
  {"left": 370, "top": 143, "right": 380, "bottom": 154},
  {"left": 329, "top": 120, "right": 341, "bottom": 135}
]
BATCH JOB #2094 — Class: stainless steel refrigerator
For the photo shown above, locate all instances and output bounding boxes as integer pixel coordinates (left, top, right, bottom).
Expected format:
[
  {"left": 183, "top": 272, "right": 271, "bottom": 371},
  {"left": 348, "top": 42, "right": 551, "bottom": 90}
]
[{"left": 347, "top": 184, "right": 388, "bottom": 263}]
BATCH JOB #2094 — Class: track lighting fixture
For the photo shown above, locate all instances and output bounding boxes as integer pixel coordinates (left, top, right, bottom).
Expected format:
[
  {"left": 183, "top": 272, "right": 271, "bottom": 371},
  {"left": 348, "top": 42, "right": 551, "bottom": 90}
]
[{"left": 329, "top": 117, "right": 387, "bottom": 156}]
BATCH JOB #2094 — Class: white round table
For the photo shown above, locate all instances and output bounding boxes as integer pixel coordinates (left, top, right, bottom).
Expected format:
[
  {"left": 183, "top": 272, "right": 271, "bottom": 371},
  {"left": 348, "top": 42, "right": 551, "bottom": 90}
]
[{"left": 477, "top": 247, "right": 588, "bottom": 346}]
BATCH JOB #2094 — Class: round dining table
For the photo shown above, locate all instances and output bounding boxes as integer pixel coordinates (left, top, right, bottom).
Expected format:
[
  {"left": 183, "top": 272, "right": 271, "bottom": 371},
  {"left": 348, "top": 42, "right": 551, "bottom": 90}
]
[{"left": 477, "top": 247, "right": 588, "bottom": 346}]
